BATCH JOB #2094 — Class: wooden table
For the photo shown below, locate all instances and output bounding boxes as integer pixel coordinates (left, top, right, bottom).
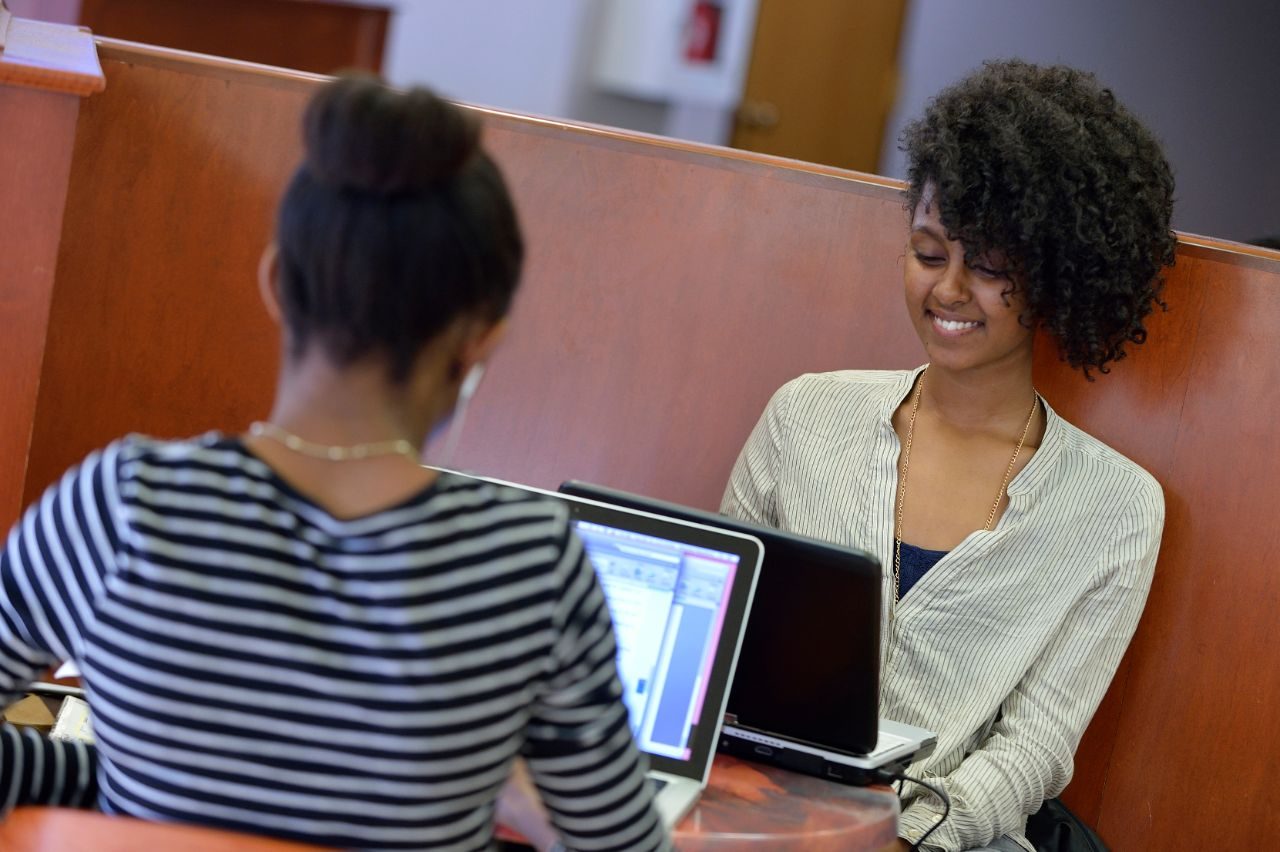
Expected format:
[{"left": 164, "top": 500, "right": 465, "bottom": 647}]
[
  {"left": 0, "top": 755, "right": 898, "bottom": 852},
  {"left": 671, "top": 755, "right": 899, "bottom": 850},
  {"left": 0, "top": 807, "right": 330, "bottom": 851},
  {"left": 497, "top": 754, "right": 900, "bottom": 851}
]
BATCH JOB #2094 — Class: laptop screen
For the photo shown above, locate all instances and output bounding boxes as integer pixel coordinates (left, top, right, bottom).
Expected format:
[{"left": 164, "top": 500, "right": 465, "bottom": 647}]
[
  {"left": 424, "top": 468, "right": 761, "bottom": 782},
  {"left": 559, "top": 480, "right": 883, "bottom": 756},
  {"left": 573, "top": 520, "right": 739, "bottom": 761}
]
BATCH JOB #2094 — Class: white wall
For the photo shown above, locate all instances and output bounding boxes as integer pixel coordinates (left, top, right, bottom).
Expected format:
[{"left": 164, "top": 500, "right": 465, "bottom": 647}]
[
  {"left": 376, "top": 0, "right": 668, "bottom": 134},
  {"left": 378, "top": 0, "right": 588, "bottom": 118},
  {"left": 881, "top": 0, "right": 1280, "bottom": 242},
  {"left": 5, "top": 0, "right": 79, "bottom": 23}
]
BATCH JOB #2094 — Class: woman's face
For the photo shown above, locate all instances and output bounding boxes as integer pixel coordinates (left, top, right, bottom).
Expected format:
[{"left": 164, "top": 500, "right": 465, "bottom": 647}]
[{"left": 904, "top": 194, "right": 1034, "bottom": 374}]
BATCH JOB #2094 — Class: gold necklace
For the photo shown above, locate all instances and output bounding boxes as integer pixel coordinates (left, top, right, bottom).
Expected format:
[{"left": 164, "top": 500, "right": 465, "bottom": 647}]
[
  {"left": 892, "top": 369, "right": 1039, "bottom": 608},
  {"left": 249, "top": 422, "right": 419, "bottom": 462}
]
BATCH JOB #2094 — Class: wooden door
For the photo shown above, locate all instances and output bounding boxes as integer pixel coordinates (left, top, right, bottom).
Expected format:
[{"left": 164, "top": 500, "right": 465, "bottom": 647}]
[{"left": 731, "top": 0, "right": 908, "bottom": 173}]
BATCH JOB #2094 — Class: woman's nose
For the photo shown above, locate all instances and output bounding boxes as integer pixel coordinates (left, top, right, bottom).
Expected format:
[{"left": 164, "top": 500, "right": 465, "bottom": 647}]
[{"left": 932, "top": 261, "right": 971, "bottom": 305}]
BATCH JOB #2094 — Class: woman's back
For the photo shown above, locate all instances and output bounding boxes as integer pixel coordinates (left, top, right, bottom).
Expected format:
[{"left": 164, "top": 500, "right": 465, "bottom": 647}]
[{"left": 5, "top": 433, "right": 660, "bottom": 850}]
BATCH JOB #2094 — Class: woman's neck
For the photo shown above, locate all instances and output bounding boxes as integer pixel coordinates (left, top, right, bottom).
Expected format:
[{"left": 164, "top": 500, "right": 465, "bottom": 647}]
[
  {"left": 920, "top": 359, "right": 1037, "bottom": 435},
  {"left": 265, "top": 354, "right": 449, "bottom": 451}
]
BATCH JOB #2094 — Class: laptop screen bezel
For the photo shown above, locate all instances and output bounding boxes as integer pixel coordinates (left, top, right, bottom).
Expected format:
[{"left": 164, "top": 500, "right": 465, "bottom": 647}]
[{"left": 557, "top": 495, "right": 762, "bottom": 780}]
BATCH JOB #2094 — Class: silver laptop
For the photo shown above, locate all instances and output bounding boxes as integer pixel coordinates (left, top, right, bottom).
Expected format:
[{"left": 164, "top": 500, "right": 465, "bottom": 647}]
[
  {"left": 431, "top": 470, "right": 762, "bottom": 825},
  {"left": 559, "top": 481, "right": 937, "bottom": 785}
]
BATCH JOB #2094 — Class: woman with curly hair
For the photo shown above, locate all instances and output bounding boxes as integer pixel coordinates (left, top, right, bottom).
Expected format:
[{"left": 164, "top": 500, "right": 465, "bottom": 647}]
[{"left": 722, "top": 60, "right": 1175, "bottom": 852}]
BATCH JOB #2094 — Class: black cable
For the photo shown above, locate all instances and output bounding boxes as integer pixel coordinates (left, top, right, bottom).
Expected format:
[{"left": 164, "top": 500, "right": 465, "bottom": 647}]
[{"left": 873, "top": 767, "right": 951, "bottom": 852}]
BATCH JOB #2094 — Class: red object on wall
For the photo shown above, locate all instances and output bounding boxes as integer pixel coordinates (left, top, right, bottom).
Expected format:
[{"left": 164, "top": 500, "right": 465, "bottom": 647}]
[{"left": 685, "top": 0, "right": 723, "bottom": 63}]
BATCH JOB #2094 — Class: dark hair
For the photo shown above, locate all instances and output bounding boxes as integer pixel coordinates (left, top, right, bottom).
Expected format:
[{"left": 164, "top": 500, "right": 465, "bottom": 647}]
[
  {"left": 901, "top": 60, "right": 1176, "bottom": 377},
  {"left": 275, "top": 75, "right": 524, "bottom": 381}
]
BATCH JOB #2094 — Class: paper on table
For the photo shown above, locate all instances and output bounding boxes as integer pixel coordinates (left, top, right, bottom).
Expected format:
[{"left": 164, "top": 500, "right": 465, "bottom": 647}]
[
  {"left": 54, "top": 660, "right": 81, "bottom": 679},
  {"left": 50, "top": 695, "right": 94, "bottom": 744}
]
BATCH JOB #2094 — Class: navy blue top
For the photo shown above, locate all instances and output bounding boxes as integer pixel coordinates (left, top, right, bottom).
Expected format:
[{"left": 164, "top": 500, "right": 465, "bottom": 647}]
[{"left": 897, "top": 541, "right": 948, "bottom": 597}]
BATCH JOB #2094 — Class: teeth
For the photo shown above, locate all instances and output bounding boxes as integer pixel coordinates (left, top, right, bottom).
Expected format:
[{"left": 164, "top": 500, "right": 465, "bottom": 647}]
[{"left": 933, "top": 316, "right": 980, "bottom": 331}]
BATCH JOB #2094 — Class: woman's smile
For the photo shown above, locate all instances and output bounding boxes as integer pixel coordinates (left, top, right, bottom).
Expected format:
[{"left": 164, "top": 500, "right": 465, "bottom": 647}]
[{"left": 927, "top": 309, "right": 984, "bottom": 337}]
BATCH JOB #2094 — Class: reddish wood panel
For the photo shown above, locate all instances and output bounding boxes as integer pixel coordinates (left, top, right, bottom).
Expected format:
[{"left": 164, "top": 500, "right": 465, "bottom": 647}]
[
  {"left": 0, "top": 806, "right": 330, "bottom": 851},
  {"left": 0, "top": 86, "right": 82, "bottom": 528},
  {"left": 1089, "top": 248, "right": 1280, "bottom": 848},
  {"left": 453, "top": 121, "right": 922, "bottom": 507},
  {"left": 79, "top": 0, "right": 389, "bottom": 74},
  {"left": 17, "top": 41, "right": 1280, "bottom": 850},
  {"left": 20, "top": 48, "right": 302, "bottom": 509}
]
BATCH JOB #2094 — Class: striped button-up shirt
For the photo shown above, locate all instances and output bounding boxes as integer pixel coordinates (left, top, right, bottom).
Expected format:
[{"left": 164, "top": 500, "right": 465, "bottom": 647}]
[{"left": 722, "top": 368, "right": 1163, "bottom": 851}]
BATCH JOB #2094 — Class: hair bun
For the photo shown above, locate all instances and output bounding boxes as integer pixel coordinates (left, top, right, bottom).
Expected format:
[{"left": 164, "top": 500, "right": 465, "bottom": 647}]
[{"left": 302, "top": 74, "right": 480, "bottom": 196}]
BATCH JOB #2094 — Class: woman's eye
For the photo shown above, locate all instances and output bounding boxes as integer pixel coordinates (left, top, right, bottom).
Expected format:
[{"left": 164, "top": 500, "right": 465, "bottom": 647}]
[
  {"left": 913, "top": 251, "right": 945, "bottom": 266},
  {"left": 972, "top": 265, "right": 1007, "bottom": 280}
]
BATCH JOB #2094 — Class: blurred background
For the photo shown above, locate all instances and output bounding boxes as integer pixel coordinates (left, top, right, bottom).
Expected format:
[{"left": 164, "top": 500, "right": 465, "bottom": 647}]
[{"left": 12, "top": 0, "right": 1279, "bottom": 244}]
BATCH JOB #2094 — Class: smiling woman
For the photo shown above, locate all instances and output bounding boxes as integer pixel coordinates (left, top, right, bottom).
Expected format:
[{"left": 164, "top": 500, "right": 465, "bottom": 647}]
[
  {"left": 904, "top": 190, "right": 1035, "bottom": 378},
  {"left": 722, "top": 60, "right": 1175, "bottom": 852}
]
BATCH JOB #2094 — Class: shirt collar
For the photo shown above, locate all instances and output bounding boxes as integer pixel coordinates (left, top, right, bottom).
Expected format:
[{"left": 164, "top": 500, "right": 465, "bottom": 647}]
[{"left": 879, "top": 364, "right": 1064, "bottom": 498}]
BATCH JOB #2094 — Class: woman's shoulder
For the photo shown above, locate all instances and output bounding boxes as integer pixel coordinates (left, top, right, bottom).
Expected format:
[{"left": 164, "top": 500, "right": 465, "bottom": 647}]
[
  {"left": 783, "top": 368, "right": 914, "bottom": 391},
  {"left": 768, "top": 369, "right": 915, "bottom": 431},
  {"left": 1047, "top": 414, "right": 1164, "bottom": 511},
  {"left": 50, "top": 432, "right": 239, "bottom": 487},
  {"left": 100, "top": 432, "right": 285, "bottom": 493},
  {"left": 434, "top": 472, "right": 570, "bottom": 524}
]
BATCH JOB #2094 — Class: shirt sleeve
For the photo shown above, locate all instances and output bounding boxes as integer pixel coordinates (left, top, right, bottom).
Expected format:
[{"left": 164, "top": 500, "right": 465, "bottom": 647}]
[
  {"left": 720, "top": 380, "right": 797, "bottom": 525},
  {"left": 522, "top": 526, "right": 671, "bottom": 852},
  {"left": 0, "top": 725, "right": 98, "bottom": 811},
  {"left": 899, "top": 485, "right": 1164, "bottom": 851},
  {"left": 1, "top": 447, "right": 120, "bottom": 814}
]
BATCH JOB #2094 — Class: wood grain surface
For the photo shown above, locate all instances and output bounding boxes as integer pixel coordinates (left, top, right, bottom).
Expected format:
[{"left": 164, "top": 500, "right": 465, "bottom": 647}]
[
  {"left": 0, "top": 806, "right": 332, "bottom": 851},
  {"left": 0, "top": 85, "right": 81, "bottom": 527}
]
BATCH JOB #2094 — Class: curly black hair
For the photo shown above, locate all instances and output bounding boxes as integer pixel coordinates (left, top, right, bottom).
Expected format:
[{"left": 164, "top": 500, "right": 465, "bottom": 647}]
[{"left": 900, "top": 60, "right": 1176, "bottom": 377}]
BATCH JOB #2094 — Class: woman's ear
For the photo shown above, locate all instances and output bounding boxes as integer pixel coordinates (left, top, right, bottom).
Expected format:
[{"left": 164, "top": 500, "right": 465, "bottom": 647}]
[
  {"left": 466, "top": 318, "right": 509, "bottom": 367},
  {"left": 257, "top": 243, "right": 283, "bottom": 325}
]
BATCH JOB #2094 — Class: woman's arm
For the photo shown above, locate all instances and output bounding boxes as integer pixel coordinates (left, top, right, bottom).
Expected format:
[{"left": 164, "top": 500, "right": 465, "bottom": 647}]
[
  {"left": 899, "top": 488, "right": 1163, "bottom": 850},
  {"left": 0, "top": 724, "right": 97, "bottom": 811},
  {"left": 1, "top": 449, "right": 118, "bottom": 814},
  {"left": 720, "top": 380, "right": 797, "bottom": 525},
  {"left": 522, "top": 531, "right": 670, "bottom": 852}
]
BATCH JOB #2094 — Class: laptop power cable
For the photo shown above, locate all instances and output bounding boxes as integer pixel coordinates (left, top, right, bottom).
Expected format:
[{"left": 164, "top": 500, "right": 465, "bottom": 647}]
[{"left": 872, "top": 767, "right": 951, "bottom": 852}]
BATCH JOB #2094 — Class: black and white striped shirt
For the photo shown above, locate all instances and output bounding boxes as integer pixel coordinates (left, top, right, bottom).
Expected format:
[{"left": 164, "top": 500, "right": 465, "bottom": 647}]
[
  {"left": 723, "top": 369, "right": 1163, "bottom": 852},
  {"left": 0, "top": 434, "right": 667, "bottom": 851}
]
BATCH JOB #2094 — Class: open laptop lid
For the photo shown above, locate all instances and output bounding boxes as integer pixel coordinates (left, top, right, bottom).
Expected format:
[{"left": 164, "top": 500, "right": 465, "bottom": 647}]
[
  {"left": 559, "top": 481, "right": 882, "bottom": 757},
  {"left": 431, "top": 470, "right": 761, "bottom": 784}
]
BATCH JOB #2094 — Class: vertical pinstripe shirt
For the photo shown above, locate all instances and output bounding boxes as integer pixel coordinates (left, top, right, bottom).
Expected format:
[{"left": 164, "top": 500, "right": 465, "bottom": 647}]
[
  {"left": 722, "top": 368, "right": 1163, "bottom": 852},
  {"left": 0, "top": 434, "right": 668, "bottom": 852}
]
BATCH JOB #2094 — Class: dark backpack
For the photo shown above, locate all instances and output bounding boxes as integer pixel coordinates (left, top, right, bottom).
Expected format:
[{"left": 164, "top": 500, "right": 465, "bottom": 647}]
[{"left": 1025, "top": 798, "right": 1108, "bottom": 852}]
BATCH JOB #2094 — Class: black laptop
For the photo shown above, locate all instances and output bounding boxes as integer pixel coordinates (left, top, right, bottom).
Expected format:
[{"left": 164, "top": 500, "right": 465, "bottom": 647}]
[{"left": 559, "top": 481, "right": 936, "bottom": 784}]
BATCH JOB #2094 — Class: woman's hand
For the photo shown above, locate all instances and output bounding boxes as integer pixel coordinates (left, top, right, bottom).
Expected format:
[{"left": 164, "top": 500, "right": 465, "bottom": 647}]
[{"left": 495, "top": 758, "right": 561, "bottom": 852}]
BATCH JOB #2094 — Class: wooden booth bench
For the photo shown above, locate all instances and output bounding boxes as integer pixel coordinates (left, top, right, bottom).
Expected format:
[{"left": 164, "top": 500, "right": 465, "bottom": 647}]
[{"left": 2, "top": 14, "right": 1278, "bottom": 849}]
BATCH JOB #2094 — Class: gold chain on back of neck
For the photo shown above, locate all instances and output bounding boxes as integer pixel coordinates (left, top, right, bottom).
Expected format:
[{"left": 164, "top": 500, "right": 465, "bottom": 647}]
[
  {"left": 249, "top": 421, "right": 420, "bottom": 462},
  {"left": 892, "top": 368, "right": 1039, "bottom": 610}
]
